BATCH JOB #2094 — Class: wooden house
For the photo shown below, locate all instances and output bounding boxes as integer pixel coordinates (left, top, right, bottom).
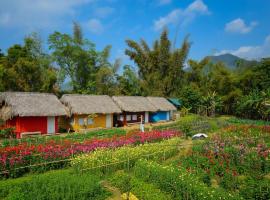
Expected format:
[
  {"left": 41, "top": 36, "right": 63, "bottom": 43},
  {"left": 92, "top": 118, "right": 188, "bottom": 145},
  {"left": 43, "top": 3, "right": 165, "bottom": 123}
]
[
  {"left": 60, "top": 95, "right": 121, "bottom": 131},
  {"left": 112, "top": 96, "right": 157, "bottom": 126},
  {"left": 0, "top": 92, "right": 67, "bottom": 138},
  {"left": 147, "top": 97, "right": 177, "bottom": 122}
]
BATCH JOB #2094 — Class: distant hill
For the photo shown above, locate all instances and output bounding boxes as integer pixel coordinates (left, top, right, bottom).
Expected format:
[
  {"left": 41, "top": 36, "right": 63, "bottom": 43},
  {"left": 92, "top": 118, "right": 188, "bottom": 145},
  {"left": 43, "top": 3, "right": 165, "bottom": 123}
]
[{"left": 207, "top": 53, "right": 256, "bottom": 69}]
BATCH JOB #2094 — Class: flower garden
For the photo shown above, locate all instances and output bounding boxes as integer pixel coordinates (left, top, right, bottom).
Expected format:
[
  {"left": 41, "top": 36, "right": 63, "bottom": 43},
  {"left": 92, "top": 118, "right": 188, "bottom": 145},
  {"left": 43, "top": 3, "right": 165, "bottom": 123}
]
[
  {"left": 0, "top": 130, "right": 181, "bottom": 177},
  {"left": 0, "top": 116, "right": 269, "bottom": 199}
]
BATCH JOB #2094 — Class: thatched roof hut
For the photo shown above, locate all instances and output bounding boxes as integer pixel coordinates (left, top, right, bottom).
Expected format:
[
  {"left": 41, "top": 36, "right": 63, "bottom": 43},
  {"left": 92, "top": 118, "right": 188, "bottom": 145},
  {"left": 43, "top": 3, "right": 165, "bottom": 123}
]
[
  {"left": 60, "top": 94, "right": 121, "bottom": 115},
  {"left": 112, "top": 96, "right": 157, "bottom": 112},
  {"left": 0, "top": 92, "right": 67, "bottom": 121},
  {"left": 147, "top": 97, "right": 177, "bottom": 111}
]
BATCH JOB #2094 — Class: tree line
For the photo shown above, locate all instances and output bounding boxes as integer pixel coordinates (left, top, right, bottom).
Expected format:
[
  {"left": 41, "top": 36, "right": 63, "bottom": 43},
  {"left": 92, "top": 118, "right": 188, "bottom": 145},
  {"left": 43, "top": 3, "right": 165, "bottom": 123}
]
[{"left": 0, "top": 23, "right": 269, "bottom": 120}]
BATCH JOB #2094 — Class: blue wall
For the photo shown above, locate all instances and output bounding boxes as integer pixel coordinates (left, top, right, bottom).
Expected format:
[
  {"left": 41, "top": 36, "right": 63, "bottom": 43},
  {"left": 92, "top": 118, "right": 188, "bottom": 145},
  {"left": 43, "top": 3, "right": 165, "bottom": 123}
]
[{"left": 150, "top": 111, "right": 169, "bottom": 122}]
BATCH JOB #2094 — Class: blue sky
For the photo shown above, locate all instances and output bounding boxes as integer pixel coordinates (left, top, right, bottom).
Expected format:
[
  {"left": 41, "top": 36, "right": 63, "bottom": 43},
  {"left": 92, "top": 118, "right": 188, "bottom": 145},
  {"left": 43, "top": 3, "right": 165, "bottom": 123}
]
[{"left": 0, "top": 0, "right": 270, "bottom": 66}]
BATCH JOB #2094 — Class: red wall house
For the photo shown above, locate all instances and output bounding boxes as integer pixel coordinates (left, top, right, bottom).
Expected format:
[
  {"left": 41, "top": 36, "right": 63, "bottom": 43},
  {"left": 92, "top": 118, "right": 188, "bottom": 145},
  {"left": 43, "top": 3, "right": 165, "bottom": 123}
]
[{"left": 4, "top": 116, "right": 59, "bottom": 138}]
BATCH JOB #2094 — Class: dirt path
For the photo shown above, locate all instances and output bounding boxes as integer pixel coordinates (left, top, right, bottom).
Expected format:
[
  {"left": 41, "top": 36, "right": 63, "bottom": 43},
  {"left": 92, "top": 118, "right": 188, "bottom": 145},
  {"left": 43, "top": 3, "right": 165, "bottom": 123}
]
[{"left": 102, "top": 181, "right": 123, "bottom": 200}]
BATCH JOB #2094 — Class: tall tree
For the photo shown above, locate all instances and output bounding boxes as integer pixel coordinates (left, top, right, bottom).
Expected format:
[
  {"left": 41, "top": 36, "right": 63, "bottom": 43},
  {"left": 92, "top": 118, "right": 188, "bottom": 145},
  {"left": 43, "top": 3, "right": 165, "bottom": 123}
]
[
  {"left": 49, "top": 22, "right": 112, "bottom": 94},
  {"left": 125, "top": 29, "right": 191, "bottom": 96},
  {"left": 118, "top": 65, "right": 141, "bottom": 96},
  {"left": 0, "top": 33, "right": 57, "bottom": 93}
]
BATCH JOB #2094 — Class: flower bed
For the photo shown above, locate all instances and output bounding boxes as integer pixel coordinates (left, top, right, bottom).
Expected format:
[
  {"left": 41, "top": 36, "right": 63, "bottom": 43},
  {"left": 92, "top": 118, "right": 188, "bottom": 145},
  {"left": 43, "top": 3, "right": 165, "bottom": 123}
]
[
  {"left": 133, "top": 160, "right": 241, "bottom": 200},
  {"left": 0, "top": 130, "right": 182, "bottom": 178},
  {"left": 71, "top": 137, "right": 181, "bottom": 173},
  {"left": 0, "top": 128, "right": 127, "bottom": 147},
  {"left": 169, "top": 125, "right": 270, "bottom": 198}
]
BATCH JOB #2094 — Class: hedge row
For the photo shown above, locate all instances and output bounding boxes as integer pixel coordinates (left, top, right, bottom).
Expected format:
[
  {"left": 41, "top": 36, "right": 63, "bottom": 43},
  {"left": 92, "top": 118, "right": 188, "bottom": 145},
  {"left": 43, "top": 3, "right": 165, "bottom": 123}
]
[{"left": 0, "top": 169, "right": 109, "bottom": 200}]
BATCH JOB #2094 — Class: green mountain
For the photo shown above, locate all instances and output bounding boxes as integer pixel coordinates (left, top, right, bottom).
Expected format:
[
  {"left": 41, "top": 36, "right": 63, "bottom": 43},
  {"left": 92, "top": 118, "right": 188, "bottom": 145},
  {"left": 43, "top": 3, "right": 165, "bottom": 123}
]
[{"left": 207, "top": 53, "right": 257, "bottom": 69}]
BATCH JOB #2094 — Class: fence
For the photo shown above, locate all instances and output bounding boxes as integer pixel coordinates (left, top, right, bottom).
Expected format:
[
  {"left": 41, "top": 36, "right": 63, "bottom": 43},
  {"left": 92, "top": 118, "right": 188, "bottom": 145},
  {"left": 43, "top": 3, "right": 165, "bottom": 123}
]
[{"left": 1, "top": 135, "right": 269, "bottom": 177}]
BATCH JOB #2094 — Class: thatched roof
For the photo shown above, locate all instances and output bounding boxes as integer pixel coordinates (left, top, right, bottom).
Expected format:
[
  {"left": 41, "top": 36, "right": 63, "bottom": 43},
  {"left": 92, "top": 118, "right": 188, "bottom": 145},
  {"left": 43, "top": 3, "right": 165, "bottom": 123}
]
[
  {"left": 0, "top": 92, "right": 67, "bottom": 120},
  {"left": 112, "top": 96, "right": 157, "bottom": 112},
  {"left": 147, "top": 97, "right": 177, "bottom": 111},
  {"left": 60, "top": 94, "right": 121, "bottom": 115}
]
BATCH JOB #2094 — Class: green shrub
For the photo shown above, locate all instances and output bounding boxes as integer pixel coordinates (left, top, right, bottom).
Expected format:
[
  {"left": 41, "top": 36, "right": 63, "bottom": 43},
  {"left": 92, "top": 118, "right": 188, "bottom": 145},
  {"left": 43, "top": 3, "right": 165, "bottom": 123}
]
[
  {"left": 227, "top": 117, "right": 270, "bottom": 126},
  {"left": 240, "top": 178, "right": 270, "bottom": 200},
  {"left": 109, "top": 171, "right": 172, "bottom": 200},
  {"left": 0, "top": 169, "right": 109, "bottom": 200},
  {"left": 0, "top": 127, "right": 15, "bottom": 139}
]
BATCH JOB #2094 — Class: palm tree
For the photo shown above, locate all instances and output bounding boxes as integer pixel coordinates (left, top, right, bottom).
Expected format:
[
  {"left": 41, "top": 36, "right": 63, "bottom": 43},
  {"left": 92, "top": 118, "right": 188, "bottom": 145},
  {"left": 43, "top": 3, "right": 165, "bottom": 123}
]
[
  {"left": 199, "top": 91, "right": 222, "bottom": 117},
  {"left": 125, "top": 29, "right": 191, "bottom": 96}
]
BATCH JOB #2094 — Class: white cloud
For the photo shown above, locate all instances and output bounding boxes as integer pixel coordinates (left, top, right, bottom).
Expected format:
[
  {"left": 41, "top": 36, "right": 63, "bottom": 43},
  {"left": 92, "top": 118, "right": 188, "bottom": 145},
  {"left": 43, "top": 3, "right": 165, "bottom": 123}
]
[
  {"left": 154, "top": 0, "right": 209, "bottom": 31},
  {"left": 186, "top": 0, "right": 209, "bottom": 13},
  {"left": 94, "top": 7, "right": 115, "bottom": 18},
  {"left": 215, "top": 34, "right": 270, "bottom": 60},
  {"left": 0, "top": 0, "right": 95, "bottom": 29},
  {"left": 157, "top": 0, "right": 172, "bottom": 6},
  {"left": 86, "top": 19, "right": 104, "bottom": 34},
  {"left": 225, "top": 18, "right": 257, "bottom": 34}
]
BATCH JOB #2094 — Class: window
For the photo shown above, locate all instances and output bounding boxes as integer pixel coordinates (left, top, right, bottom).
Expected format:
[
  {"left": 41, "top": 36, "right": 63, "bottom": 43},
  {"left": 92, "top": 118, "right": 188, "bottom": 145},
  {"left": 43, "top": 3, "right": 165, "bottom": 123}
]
[
  {"left": 132, "top": 115, "right": 137, "bottom": 120},
  {"left": 88, "top": 118, "right": 93, "bottom": 125},
  {"left": 126, "top": 115, "right": 131, "bottom": 121},
  {"left": 79, "top": 118, "right": 84, "bottom": 125},
  {"left": 119, "top": 115, "right": 124, "bottom": 121},
  {"left": 70, "top": 117, "right": 74, "bottom": 125}
]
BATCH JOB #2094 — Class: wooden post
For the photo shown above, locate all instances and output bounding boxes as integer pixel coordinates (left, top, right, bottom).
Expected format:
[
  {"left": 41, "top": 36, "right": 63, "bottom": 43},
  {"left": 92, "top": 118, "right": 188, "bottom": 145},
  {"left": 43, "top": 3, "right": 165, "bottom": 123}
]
[{"left": 124, "top": 112, "right": 127, "bottom": 126}]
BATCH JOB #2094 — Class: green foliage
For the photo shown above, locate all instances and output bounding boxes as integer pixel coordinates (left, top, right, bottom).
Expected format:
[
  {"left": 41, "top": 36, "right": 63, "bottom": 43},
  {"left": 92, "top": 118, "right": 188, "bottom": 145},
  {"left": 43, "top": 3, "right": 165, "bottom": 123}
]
[
  {"left": 0, "top": 127, "right": 15, "bottom": 139},
  {"left": 235, "top": 90, "right": 270, "bottom": 120},
  {"left": 199, "top": 91, "right": 223, "bottom": 117},
  {"left": 0, "top": 169, "right": 109, "bottom": 200},
  {"left": 117, "top": 65, "right": 141, "bottom": 95},
  {"left": 48, "top": 23, "right": 119, "bottom": 94},
  {"left": 125, "top": 29, "right": 191, "bottom": 96},
  {"left": 0, "top": 33, "right": 58, "bottom": 93},
  {"left": 239, "top": 178, "right": 270, "bottom": 200},
  {"left": 179, "top": 86, "right": 201, "bottom": 113},
  {"left": 153, "top": 114, "right": 228, "bottom": 135},
  {"left": 109, "top": 171, "right": 173, "bottom": 200},
  {"left": 227, "top": 117, "right": 270, "bottom": 125},
  {"left": 133, "top": 160, "right": 241, "bottom": 199}
]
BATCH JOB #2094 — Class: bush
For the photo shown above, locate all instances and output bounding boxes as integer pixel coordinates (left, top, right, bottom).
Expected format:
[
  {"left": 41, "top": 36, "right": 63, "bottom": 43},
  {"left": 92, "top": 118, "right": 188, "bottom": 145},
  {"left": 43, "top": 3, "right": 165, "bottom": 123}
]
[
  {"left": 109, "top": 171, "right": 172, "bottom": 200},
  {"left": 0, "top": 169, "right": 109, "bottom": 200},
  {"left": 0, "top": 127, "right": 15, "bottom": 139},
  {"left": 240, "top": 178, "right": 270, "bottom": 200}
]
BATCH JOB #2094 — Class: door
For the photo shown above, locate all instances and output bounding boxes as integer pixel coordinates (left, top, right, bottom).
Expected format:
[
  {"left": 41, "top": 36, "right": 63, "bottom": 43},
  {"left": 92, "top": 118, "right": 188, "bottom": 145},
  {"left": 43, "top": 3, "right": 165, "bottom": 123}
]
[
  {"left": 106, "top": 114, "right": 112, "bottom": 128},
  {"left": 47, "top": 117, "right": 55, "bottom": 134}
]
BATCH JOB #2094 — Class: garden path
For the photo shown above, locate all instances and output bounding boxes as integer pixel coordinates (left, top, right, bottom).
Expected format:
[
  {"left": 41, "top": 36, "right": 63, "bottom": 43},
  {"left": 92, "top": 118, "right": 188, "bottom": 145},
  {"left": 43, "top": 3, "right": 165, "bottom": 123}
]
[
  {"left": 163, "top": 139, "right": 193, "bottom": 164},
  {"left": 102, "top": 181, "right": 123, "bottom": 200}
]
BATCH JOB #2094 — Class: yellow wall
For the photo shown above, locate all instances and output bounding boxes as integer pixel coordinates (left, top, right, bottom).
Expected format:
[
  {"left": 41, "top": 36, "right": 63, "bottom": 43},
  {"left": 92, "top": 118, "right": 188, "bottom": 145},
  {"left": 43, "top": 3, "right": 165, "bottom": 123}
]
[{"left": 71, "top": 114, "right": 109, "bottom": 132}]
